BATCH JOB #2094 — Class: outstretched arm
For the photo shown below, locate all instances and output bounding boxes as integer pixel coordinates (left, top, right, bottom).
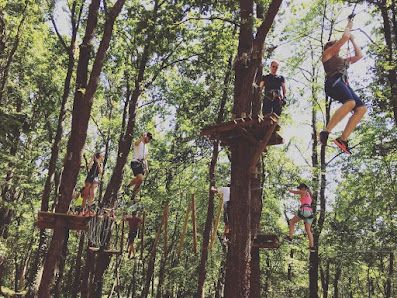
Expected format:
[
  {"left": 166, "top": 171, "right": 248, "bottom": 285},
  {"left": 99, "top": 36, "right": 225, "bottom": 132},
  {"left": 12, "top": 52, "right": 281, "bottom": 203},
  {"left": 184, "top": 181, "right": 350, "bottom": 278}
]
[
  {"left": 134, "top": 132, "right": 146, "bottom": 147},
  {"left": 322, "top": 20, "right": 353, "bottom": 61},
  {"left": 346, "top": 35, "right": 363, "bottom": 64},
  {"left": 288, "top": 188, "right": 307, "bottom": 196}
]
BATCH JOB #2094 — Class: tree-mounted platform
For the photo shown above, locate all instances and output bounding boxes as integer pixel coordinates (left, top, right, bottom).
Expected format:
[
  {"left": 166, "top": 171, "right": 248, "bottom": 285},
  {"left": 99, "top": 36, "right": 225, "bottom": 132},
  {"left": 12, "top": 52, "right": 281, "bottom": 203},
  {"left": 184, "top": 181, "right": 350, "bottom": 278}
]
[
  {"left": 88, "top": 247, "right": 122, "bottom": 255},
  {"left": 252, "top": 234, "right": 280, "bottom": 249},
  {"left": 35, "top": 211, "right": 91, "bottom": 231},
  {"left": 200, "top": 113, "right": 283, "bottom": 173}
]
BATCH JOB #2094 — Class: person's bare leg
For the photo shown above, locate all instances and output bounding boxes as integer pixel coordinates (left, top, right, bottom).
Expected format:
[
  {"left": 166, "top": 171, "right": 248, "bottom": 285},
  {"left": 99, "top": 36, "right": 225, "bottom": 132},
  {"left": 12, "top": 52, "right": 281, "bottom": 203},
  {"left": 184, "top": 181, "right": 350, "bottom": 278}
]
[
  {"left": 325, "top": 100, "right": 356, "bottom": 133},
  {"left": 88, "top": 184, "right": 98, "bottom": 207},
  {"left": 340, "top": 106, "right": 367, "bottom": 141},
  {"left": 81, "top": 182, "right": 91, "bottom": 210},
  {"left": 304, "top": 222, "right": 314, "bottom": 248},
  {"left": 132, "top": 174, "right": 143, "bottom": 196},
  {"left": 288, "top": 216, "right": 301, "bottom": 239}
]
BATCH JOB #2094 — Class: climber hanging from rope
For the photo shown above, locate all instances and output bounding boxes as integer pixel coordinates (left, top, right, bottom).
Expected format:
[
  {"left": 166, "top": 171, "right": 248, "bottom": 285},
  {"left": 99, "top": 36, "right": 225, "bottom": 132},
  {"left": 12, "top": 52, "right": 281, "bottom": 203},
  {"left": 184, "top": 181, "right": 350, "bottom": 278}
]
[
  {"left": 284, "top": 183, "right": 315, "bottom": 252},
  {"left": 125, "top": 132, "right": 153, "bottom": 204},
  {"left": 123, "top": 211, "right": 142, "bottom": 259},
  {"left": 82, "top": 152, "right": 104, "bottom": 216},
  {"left": 318, "top": 9, "right": 367, "bottom": 155}
]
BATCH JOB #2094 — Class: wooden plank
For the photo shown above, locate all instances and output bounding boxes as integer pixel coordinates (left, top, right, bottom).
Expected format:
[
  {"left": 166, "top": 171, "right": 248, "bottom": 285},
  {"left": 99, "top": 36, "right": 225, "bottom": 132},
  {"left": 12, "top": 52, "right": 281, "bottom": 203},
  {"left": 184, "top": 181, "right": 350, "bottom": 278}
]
[
  {"left": 201, "top": 113, "right": 278, "bottom": 137},
  {"left": 252, "top": 234, "right": 280, "bottom": 249},
  {"left": 36, "top": 212, "right": 90, "bottom": 231},
  {"left": 252, "top": 242, "right": 280, "bottom": 249}
]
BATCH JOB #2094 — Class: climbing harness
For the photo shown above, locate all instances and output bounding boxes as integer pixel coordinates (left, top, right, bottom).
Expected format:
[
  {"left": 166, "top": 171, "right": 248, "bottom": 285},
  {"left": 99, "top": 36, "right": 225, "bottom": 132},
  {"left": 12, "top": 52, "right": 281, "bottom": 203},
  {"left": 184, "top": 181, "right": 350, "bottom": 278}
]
[{"left": 297, "top": 203, "right": 314, "bottom": 220}]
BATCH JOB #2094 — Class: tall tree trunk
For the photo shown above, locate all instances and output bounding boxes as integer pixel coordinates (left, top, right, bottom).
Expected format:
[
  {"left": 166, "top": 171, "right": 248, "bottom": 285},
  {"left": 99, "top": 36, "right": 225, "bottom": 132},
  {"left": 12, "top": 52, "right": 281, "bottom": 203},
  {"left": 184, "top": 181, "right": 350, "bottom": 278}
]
[
  {"left": 320, "top": 260, "right": 330, "bottom": 298},
  {"left": 90, "top": 254, "right": 111, "bottom": 297},
  {"left": 385, "top": 252, "right": 393, "bottom": 298},
  {"left": 80, "top": 246, "right": 95, "bottom": 298},
  {"left": 377, "top": 2, "right": 397, "bottom": 125},
  {"left": 333, "top": 266, "right": 341, "bottom": 298},
  {"left": 101, "top": 0, "right": 162, "bottom": 206},
  {"left": 196, "top": 53, "right": 232, "bottom": 298},
  {"left": 53, "top": 230, "right": 69, "bottom": 298},
  {"left": 0, "top": 2, "right": 28, "bottom": 105},
  {"left": 26, "top": 4, "right": 83, "bottom": 296},
  {"left": 224, "top": 1, "right": 282, "bottom": 296},
  {"left": 70, "top": 232, "right": 85, "bottom": 298},
  {"left": 38, "top": 1, "right": 125, "bottom": 295}
]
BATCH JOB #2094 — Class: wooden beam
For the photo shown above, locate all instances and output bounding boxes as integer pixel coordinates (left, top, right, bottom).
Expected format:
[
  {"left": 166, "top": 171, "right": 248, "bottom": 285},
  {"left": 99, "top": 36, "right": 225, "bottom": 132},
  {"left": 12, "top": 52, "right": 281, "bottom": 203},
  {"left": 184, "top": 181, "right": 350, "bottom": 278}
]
[
  {"left": 178, "top": 202, "right": 192, "bottom": 257},
  {"left": 201, "top": 113, "right": 278, "bottom": 137},
  {"left": 248, "top": 120, "right": 278, "bottom": 173},
  {"left": 210, "top": 197, "right": 224, "bottom": 249},
  {"left": 237, "top": 127, "right": 260, "bottom": 146}
]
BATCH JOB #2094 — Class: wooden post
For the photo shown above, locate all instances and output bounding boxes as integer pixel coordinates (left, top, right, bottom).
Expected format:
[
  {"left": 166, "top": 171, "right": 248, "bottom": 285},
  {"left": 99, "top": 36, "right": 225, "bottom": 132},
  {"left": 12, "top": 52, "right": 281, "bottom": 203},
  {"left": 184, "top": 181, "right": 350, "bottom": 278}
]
[
  {"left": 178, "top": 201, "right": 192, "bottom": 257},
  {"left": 150, "top": 206, "right": 167, "bottom": 257},
  {"left": 210, "top": 197, "right": 224, "bottom": 249},
  {"left": 140, "top": 211, "right": 146, "bottom": 260},
  {"left": 191, "top": 194, "right": 197, "bottom": 254},
  {"left": 164, "top": 205, "right": 168, "bottom": 255}
]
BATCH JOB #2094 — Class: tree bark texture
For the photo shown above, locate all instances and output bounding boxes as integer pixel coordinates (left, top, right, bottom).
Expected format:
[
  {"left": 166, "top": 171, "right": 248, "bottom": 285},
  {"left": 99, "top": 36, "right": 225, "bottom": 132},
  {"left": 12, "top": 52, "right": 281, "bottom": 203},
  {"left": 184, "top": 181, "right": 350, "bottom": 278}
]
[
  {"left": 224, "top": 1, "right": 282, "bottom": 296},
  {"left": 70, "top": 232, "right": 85, "bottom": 298},
  {"left": 38, "top": 0, "right": 125, "bottom": 295}
]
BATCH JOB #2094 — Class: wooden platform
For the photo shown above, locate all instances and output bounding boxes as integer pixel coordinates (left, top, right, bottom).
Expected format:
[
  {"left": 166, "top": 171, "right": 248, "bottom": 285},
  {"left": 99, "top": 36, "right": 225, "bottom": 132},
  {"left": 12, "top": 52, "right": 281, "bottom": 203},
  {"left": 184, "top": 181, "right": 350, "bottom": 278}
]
[
  {"left": 201, "top": 113, "right": 283, "bottom": 173},
  {"left": 88, "top": 247, "right": 122, "bottom": 255},
  {"left": 35, "top": 211, "right": 91, "bottom": 231},
  {"left": 252, "top": 234, "right": 280, "bottom": 249},
  {"left": 200, "top": 113, "right": 283, "bottom": 147}
]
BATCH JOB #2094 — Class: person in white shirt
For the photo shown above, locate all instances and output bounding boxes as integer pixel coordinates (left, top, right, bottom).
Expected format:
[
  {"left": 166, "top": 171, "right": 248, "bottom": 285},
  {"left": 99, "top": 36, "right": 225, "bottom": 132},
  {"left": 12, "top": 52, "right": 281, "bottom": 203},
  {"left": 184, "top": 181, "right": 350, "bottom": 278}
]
[
  {"left": 211, "top": 183, "right": 231, "bottom": 242},
  {"left": 125, "top": 132, "right": 152, "bottom": 202}
]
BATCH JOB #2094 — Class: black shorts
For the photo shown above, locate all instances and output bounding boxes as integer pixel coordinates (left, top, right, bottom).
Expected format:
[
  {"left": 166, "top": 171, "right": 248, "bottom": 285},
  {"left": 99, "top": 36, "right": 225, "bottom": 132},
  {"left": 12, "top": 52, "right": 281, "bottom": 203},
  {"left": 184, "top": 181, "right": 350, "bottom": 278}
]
[
  {"left": 85, "top": 175, "right": 99, "bottom": 184},
  {"left": 128, "top": 230, "right": 138, "bottom": 244},
  {"left": 223, "top": 201, "right": 230, "bottom": 224},
  {"left": 131, "top": 160, "right": 145, "bottom": 176}
]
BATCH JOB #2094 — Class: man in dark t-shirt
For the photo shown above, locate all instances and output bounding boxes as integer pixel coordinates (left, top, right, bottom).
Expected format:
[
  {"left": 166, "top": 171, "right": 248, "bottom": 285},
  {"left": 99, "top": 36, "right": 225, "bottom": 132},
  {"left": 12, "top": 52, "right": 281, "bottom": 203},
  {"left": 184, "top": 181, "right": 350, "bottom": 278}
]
[
  {"left": 123, "top": 211, "right": 142, "bottom": 259},
  {"left": 259, "top": 61, "right": 287, "bottom": 116}
]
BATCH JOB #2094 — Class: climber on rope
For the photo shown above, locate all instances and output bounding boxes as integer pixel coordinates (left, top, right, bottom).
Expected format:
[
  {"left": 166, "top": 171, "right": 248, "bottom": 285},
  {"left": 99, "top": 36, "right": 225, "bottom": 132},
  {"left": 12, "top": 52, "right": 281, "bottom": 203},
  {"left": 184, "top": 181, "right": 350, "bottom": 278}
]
[
  {"left": 259, "top": 60, "right": 287, "bottom": 116},
  {"left": 82, "top": 152, "right": 104, "bottom": 216},
  {"left": 123, "top": 211, "right": 142, "bottom": 259},
  {"left": 284, "top": 183, "right": 315, "bottom": 252},
  {"left": 211, "top": 182, "right": 231, "bottom": 243},
  {"left": 318, "top": 17, "right": 366, "bottom": 155},
  {"left": 125, "top": 132, "right": 153, "bottom": 204}
]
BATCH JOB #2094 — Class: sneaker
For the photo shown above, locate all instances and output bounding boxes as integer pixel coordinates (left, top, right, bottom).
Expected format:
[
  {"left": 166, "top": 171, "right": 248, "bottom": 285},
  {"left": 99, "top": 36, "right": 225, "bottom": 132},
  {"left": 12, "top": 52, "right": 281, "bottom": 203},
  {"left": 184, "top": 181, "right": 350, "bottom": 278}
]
[
  {"left": 318, "top": 131, "right": 329, "bottom": 145},
  {"left": 307, "top": 247, "right": 316, "bottom": 252},
  {"left": 284, "top": 236, "right": 293, "bottom": 243},
  {"left": 334, "top": 138, "right": 352, "bottom": 155}
]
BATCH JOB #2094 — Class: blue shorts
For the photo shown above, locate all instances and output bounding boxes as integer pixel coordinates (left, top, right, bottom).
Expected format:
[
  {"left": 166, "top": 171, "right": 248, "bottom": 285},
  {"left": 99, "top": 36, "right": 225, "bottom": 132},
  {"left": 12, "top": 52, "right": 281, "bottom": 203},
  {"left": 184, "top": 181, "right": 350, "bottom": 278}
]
[{"left": 325, "top": 75, "right": 365, "bottom": 109}]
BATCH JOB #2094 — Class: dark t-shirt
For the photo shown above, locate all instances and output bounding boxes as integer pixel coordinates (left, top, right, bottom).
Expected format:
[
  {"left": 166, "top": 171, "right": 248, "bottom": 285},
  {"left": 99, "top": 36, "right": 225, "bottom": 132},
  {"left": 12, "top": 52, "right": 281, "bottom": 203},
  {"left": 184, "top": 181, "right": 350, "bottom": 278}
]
[
  {"left": 261, "top": 74, "right": 285, "bottom": 92},
  {"left": 126, "top": 216, "right": 142, "bottom": 231}
]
